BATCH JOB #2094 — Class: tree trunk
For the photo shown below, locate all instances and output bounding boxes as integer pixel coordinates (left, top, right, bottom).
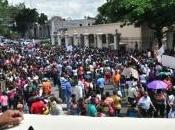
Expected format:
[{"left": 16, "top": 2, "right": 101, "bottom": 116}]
[{"left": 155, "top": 29, "right": 163, "bottom": 48}]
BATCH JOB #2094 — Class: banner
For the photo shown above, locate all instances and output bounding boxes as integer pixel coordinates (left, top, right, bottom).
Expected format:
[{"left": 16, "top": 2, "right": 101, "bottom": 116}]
[{"left": 162, "top": 55, "right": 175, "bottom": 69}]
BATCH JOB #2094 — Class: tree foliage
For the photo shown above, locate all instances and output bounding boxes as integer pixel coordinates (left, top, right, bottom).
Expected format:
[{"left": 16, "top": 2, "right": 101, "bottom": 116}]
[
  {"left": 0, "top": 1, "right": 48, "bottom": 38},
  {"left": 0, "top": 0, "right": 10, "bottom": 35},
  {"left": 38, "top": 13, "right": 48, "bottom": 25},
  {"left": 15, "top": 8, "right": 39, "bottom": 37},
  {"left": 97, "top": 0, "right": 175, "bottom": 47}
]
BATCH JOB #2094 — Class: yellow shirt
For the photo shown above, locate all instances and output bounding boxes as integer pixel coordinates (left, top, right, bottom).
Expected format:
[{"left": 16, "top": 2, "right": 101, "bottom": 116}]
[{"left": 111, "top": 95, "right": 121, "bottom": 110}]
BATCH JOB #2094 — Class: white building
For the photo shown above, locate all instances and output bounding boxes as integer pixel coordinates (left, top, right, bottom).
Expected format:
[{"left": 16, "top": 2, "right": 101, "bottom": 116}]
[
  {"left": 49, "top": 16, "right": 175, "bottom": 51},
  {"left": 49, "top": 16, "right": 95, "bottom": 45},
  {"left": 51, "top": 21, "right": 155, "bottom": 50}
]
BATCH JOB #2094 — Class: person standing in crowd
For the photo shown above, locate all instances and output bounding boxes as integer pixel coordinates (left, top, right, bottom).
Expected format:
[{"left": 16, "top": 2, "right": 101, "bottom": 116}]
[
  {"left": 60, "top": 74, "right": 72, "bottom": 110},
  {"left": 0, "top": 91, "right": 8, "bottom": 112},
  {"left": 119, "top": 75, "right": 126, "bottom": 97},
  {"left": 42, "top": 78, "right": 52, "bottom": 96},
  {"left": 87, "top": 97, "right": 97, "bottom": 117},
  {"left": 112, "top": 70, "right": 121, "bottom": 91},
  {"left": 73, "top": 80, "right": 84, "bottom": 101},
  {"left": 138, "top": 92, "right": 156, "bottom": 117},
  {"left": 167, "top": 90, "right": 175, "bottom": 118},
  {"left": 70, "top": 94, "right": 78, "bottom": 115},
  {"left": 128, "top": 84, "right": 137, "bottom": 105},
  {"left": 77, "top": 98, "right": 86, "bottom": 116},
  {"left": 111, "top": 91, "right": 122, "bottom": 116},
  {"left": 154, "top": 90, "right": 166, "bottom": 118},
  {"left": 96, "top": 75, "right": 105, "bottom": 95}
]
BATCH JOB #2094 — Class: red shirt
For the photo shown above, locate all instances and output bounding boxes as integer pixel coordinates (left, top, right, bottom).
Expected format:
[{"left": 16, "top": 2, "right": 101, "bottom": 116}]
[{"left": 31, "top": 100, "right": 45, "bottom": 114}]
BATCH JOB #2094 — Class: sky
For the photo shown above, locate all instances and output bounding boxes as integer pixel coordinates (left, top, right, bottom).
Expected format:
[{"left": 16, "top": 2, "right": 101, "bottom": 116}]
[{"left": 8, "top": 0, "right": 106, "bottom": 19}]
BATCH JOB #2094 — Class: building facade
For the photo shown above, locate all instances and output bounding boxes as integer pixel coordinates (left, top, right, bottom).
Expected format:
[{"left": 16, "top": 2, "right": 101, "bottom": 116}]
[
  {"left": 51, "top": 21, "right": 156, "bottom": 50},
  {"left": 26, "top": 16, "right": 175, "bottom": 51},
  {"left": 49, "top": 16, "right": 96, "bottom": 45}
]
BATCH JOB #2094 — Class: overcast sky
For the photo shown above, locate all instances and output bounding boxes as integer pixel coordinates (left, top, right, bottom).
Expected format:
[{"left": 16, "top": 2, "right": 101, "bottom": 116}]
[{"left": 8, "top": 0, "right": 106, "bottom": 19}]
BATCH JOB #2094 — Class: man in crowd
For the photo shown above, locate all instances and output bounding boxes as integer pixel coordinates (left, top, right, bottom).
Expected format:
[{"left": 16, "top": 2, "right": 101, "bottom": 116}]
[
  {"left": 138, "top": 92, "right": 156, "bottom": 117},
  {"left": 96, "top": 75, "right": 105, "bottom": 95}
]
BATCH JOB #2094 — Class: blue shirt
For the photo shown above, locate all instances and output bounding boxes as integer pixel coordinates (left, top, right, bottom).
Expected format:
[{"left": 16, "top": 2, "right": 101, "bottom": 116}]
[{"left": 97, "top": 78, "right": 105, "bottom": 88}]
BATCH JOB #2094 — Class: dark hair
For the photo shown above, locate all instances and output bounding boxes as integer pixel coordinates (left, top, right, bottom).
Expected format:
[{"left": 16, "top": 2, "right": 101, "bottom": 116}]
[
  {"left": 105, "top": 92, "right": 110, "bottom": 97},
  {"left": 96, "top": 89, "right": 100, "bottom": 94},
  {"left": 90, "top": 97, "right": 96, "bottom": 104},
  {"left": 71, "top": 94, "right": 76, "bottom": 98},
  {"left": 113, "top": 91, "right": 117, "bottom": 95},
  {"left": 2, "top": 91, "right": 7, "bottom": 95},
  {"left": 101, "top": 95, "right": 106, "bottom": 101}
]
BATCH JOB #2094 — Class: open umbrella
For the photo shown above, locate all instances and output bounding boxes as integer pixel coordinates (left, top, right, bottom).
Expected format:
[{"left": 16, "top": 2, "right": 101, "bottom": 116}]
[
  {"left": 147, "top": 80, "right": 168, "bottom": 89},
  {"left": 122, "top": 67, "right": 139, "bottom": 79}
]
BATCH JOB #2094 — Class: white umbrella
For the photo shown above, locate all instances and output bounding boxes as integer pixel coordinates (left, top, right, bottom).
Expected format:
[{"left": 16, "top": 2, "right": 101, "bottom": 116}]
[{"left": 122, "top": 67, "right": 139, "bottom": 79}]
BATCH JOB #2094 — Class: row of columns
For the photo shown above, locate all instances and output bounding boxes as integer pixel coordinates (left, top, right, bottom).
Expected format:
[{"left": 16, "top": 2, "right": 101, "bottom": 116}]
[{"left": 51, "top": 33, "right": 120, "bottom": 50}]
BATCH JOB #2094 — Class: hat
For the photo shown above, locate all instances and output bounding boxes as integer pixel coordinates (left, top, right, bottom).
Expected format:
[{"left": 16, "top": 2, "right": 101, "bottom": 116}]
[
  {"left": 28, "top": 77, "right": 33, "bottom": 81},
  {"left": 43, "top": 77, "right": 49, "bottom": 81},
  {"left": 33, "top": 75, "right": 39, "bottom": 80}
]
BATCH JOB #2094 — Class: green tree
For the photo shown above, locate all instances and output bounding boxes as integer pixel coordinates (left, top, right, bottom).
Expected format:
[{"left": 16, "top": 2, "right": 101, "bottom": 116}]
[
  {"left": 97, "top": 0, "right": 175, "bottom": 47},
  {"left": 15, "top": 7, "right": 39, "bottom": 37},
  {"left": 0, "top": 0, "right": 10, "bottom": 35},
  {"left": 38, "top": 13, "right": 48, "bottom": 25}
]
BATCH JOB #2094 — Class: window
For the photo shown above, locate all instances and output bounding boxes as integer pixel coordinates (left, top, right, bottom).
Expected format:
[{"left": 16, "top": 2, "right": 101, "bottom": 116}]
[
  {"left": 108, "top": 34, "right": 114, "bottom": 44},
  {"left": 102, "top": 34, "right": 106, "bottom": 44}
]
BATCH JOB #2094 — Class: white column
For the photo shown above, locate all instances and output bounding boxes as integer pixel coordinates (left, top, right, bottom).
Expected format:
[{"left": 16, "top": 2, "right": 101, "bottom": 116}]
[
  {"left": 113, "top": 34, "right": 117, "bottom": 50},
  {"left": 94, "top": 35, "right": 97, "bottom": 48},
  {"left": 97, "top": 34, "right": 102, "bottom": 49},
  {"left": 57, "top": 34, "right": 61, "bottom": 46},
  {"left": 84, "top": 35, "right": 89, "bottom": 47},
  {"left": 106, "top": 34, "right": 109, "bottom": 48},
  {"left": 51, "top": 20, "right": 55, "bottom": 45},
  {"left": 65, "top": 35, "right": 69, "bottom": 46},
  {"left": 73, "top": 35, "right": 78, "bottom": 46},
  {"left": 51, "top": 34, "right": 55, "bottom": 45}
]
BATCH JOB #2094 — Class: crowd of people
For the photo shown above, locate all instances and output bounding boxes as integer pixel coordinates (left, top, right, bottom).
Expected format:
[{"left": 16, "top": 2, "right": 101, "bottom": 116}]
[{"left": 0, "top": 42, "right": 174, "bottom": 118}]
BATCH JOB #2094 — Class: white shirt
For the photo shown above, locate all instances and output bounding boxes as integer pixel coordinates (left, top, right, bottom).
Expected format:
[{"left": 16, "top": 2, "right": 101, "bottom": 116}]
[
  {"left": 89, "top": 65, "right": 94, "bottom": 72},
  {"left": 75, "top": 85, "right": 83, "bottom": 100},
  {"left": 73, "top": 69, "right": 78, "bottom": 76},
  {"left": 138, "top": 96, "right": 152, "bottom": 110},
  {"left": 128, "top": 87, "right": 137, "bottom": 98},
  {"left": 140, "top": 74, "right": 147, "bottom": 84},
  {"left": 168, "top": 95, "right": 175, "bottom": 106}
]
